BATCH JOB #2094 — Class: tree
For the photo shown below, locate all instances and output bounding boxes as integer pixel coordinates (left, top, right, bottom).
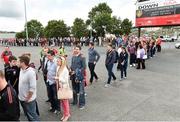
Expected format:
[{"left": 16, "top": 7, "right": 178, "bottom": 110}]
[
  {"left": 72, "top": 18, "right": 88, "bottom": 39},
  {"left": 44, "top": 20, "right": 70, "bottom": 38},
  {"left": 111, "top": 16, "right": 123, "bottom": 36},
  {"left": 121, "top": 18, "right": 133, "bottom": 35},
  {"left": 92, "top": 13, "right": 113, "bottom": 37},
  {"left": 88, "top": 2, "right": 112, "bottom": 19},
  {"left": 87, "top": 3, "right": 113, "bottom": 37},
  {"left": 26, "top": 19, "right": 44, "bottom": 38},
  {"left": 16, "top": 31, "right": 25, "bottom": 39}
]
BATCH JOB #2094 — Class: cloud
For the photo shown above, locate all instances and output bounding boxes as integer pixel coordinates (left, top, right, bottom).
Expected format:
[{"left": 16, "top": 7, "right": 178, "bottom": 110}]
[
  {"left": 0, "top": 0, "right": 23, "bottom": 18},
  {"left": 0, "top": 0, "right": 136, "bottom": 31}
]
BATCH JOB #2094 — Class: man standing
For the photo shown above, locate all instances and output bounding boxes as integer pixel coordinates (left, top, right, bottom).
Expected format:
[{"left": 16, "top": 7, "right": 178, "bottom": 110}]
[
  {"left": 5, "top": 56, "right": 20, "bottom": 94},
  {"left": 88, "top": 42, "right": 100, "bottom": 84},
  {"left": 18, "top": 55, "right": 40, "bottom": 121},
  {"left": 0, "top": 70, "right": 20, "bottom": 121},
  {"left": 105, "top": 43, "right": 117, "bottom": 88},
  {"left": 70, "top": 45, "right": 86, "bottom": 109},
  {"left": 1, "top": 46, "right": 12, "bottom": 67},
  {"left": 46, "top": 50, "right": 60, "bottom": 113}
]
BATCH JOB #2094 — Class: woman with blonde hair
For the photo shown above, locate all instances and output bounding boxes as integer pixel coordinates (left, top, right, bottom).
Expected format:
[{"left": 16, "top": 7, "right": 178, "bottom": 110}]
[{"left": 56, "top": 56, "right": 71, "bottom": 121}]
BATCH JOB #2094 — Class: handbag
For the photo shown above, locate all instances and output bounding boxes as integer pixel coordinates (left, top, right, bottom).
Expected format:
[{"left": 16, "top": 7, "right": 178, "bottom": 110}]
[
  {"left": 143, "top": 55, "right": 147, "bottom": 59},
  {"left": 57, "top": 87, "right": 73, "bottom": 100}
]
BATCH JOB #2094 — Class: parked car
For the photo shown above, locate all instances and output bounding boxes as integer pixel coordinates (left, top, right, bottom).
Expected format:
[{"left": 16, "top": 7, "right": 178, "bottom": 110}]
[
  {"left": 161, "top": 36, "right": 175, "bottom": 42},
  {"left": 175, "top": 43, "right": 180, "bottom": 49}
]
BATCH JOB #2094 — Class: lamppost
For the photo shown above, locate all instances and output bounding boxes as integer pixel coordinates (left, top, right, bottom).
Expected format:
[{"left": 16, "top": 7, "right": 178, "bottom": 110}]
[
  {"left": 24, "top": 0, "right": 29, "bottom": 41},
  {"left": 90, "top": 15, "right": 93, "bottom": 41}
]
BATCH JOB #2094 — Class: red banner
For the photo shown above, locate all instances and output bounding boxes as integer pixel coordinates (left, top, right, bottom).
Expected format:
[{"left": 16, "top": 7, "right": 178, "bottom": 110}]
[{"left": 136, "top": 14, "right": 180, "bottom": 27}]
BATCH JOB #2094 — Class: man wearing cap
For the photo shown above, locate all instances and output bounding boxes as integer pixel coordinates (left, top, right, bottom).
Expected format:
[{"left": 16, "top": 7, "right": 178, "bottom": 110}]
[{"left": 88, "top": 42, "right": 100, "bottom": 84}]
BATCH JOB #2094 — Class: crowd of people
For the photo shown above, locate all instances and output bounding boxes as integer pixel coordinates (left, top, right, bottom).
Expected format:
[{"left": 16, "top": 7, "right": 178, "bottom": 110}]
[
  {"left": 0, "top": 36, "right": 108, "bottom": 47},
  {"left": 0, "top": 35, "right": 162, "bottom": 121}
]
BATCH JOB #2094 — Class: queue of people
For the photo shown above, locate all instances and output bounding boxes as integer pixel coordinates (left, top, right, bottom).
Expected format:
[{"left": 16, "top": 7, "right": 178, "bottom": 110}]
[{"left": 0, "top": 36, "right": 162, "bottom": 121}]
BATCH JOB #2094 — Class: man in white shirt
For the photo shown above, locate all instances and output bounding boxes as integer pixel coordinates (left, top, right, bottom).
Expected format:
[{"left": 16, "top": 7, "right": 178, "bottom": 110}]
[{"left": 18, "top": 55, "right": 39, "bottom": 121}]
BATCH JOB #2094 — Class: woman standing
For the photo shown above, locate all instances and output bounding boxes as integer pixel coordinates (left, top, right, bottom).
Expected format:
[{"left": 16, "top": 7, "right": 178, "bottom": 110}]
[
  {"left": 119, "top": 47, "right": 128, "bottom": 80},
  {"left": 136, "top": 44, "right": 146, "bottom": 69},
  {"left": 56, "top": 56, "right": 71, "bottom": 121}
]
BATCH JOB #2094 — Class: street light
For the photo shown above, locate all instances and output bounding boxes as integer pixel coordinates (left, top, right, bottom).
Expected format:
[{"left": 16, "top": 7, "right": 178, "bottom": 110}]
[{"left": 24, "top": 0, "right": 29, "bottom": 41}]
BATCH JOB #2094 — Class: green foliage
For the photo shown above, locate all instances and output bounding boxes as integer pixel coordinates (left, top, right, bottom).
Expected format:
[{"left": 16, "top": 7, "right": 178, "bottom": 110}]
[
  {"left": 16, "top": 31, "right": 25, "bottom": 39},
  {"left": 26, "top": 19, "right": 44, "bottom": 38},
  {"left": 72, "top": 18, "right": 88, "bottom": 39},
  {"left": 44, "top": 20, "right": 70, "bottom": 38},
  {"left": 87, "top": 3, "right": 113, "bottom": 37},
  {"left": 111, "top": 16, "right": 123, "bottom": 36},
  {"left": 92, "top": 13, "right": 113, "bottom": 37},
  {"left": 121, "top": 18, "right": 133, "bottom": 35},
  {"left": 88, "top": 2, "right": 112, "bottom": 19}
]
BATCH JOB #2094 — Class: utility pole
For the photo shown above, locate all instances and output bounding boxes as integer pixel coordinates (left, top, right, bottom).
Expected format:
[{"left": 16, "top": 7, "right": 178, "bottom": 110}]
[{"left": 24, "top": 0, "right": 29, "bottom": 41}]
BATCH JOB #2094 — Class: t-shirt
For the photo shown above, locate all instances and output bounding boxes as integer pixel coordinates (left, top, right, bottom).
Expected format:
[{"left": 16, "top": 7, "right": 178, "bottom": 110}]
[{"left": 18, "top": 67, "right": 37, "bottom": 102}]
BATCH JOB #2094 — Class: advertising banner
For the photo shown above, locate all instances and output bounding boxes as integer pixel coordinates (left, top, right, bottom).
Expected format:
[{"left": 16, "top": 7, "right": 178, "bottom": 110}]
[{"left": 136, "top": 0, "right": 180, "bottom": 27}]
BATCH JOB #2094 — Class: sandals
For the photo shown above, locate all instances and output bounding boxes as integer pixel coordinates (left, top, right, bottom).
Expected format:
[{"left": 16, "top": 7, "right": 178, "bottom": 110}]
[{"left": 62, "top": 115, "right": 70, "bottom": 122}]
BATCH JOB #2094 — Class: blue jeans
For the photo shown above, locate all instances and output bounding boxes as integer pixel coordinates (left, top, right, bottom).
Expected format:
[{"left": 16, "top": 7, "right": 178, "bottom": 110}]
[
  {"left": 48, "top": 84, "right": 60, "bottom": 111},
  {"left": 20, "top": 100, "right": 40, "bottom": 121},
  {"left": 71, "top": 74, "right": 85, "bottom": 107},
  {"left": 106, "top": 64, "right": 116, "bottom": 84}
]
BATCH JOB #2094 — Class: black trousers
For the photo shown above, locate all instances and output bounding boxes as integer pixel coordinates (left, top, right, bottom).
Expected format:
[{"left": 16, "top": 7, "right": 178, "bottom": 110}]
[
  {"left": 88, "top": 62, "right": 98, "bottom": 83},
  {"left": 130, "top": 53, "right": 136, "bottom": 65},
  {"left": 137, "top": 58, "right": 145, "bottom": 69},
  {"left": 156, "top": 45, "right": 161, "bottom": 52}
]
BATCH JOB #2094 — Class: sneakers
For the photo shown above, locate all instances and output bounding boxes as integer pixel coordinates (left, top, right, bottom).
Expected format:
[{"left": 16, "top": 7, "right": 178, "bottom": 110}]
[
  {"left": 105, "top": 84, "right": 110, "bottom": 88},
  {"left": 54, "top": 110, "right": 60, "bottom": 114},
  {"left": 49, "top": 108, "right": 60, "bottom": 114},
  {"left": 133, "top": 64, "right": 136, "bottom": 67},
  {"left": 130, "top": 65, "right": 132, "bottom": 67},
  {"left": 79, "top": 106, "right": 85, "bottom": 110}
]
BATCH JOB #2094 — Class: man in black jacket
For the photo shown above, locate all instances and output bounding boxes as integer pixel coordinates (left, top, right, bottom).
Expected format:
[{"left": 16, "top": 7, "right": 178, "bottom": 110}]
[
  {"left": 5, "top": 55, "right": 20, "bottom": 94},
  {"left": 0, "top": 70, "right": 20, "bottom": 121}
]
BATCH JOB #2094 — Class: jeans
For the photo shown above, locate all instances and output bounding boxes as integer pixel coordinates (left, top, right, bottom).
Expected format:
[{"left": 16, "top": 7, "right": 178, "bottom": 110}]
[
  {"left": 20, "top": 100, "right": 40, "bottom": 121},
  {"left": 71, "top": 74, "right": 85, "bottom": 107},
  {"left": 48, "top": 84, "right": 60, "bottom": 111},
  {"left": 106, "top": 64, "right": 116, "bottom": 84},
  {"left": 120, "top": 64, "right": 127, "bottom": 78},
  {"left": 88, "top": 62, "right": 98, "bottom": 83}
]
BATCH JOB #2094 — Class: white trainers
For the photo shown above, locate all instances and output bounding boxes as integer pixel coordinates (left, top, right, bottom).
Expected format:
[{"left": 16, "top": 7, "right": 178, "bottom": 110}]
[
  {"left": 130, "top": 65, "right": 132, "bottom": 67},
  {"left": 105, "top": 84, "right": 110, "bottom": 88},
  {"left": 133, "top": 64, "right": 136, "bottom": 67}
]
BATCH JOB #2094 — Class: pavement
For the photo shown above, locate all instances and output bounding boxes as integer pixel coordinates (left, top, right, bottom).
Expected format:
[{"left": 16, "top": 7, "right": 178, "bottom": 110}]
[{"left": 0, "top": 42, "right": 180, "bottom": 121}]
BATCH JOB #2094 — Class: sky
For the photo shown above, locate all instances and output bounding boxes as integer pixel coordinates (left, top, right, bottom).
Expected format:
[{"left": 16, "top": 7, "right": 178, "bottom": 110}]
[{"left": 0, "top": 0, "right": 136, "bottom": 32}]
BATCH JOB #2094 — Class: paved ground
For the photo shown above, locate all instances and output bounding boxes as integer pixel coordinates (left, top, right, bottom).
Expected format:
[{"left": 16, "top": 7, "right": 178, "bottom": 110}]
[{"left": 0, "top": 42, "right": 180, "bottom": 121}]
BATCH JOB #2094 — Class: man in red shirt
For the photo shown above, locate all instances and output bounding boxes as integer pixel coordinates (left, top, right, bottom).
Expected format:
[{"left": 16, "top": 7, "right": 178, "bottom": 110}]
[
  {"left": 156, "top": 37, "right": 162, "bottom": 52},
  {"left": 1, "top": 46, "right": 12, "bottom": 67}
]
